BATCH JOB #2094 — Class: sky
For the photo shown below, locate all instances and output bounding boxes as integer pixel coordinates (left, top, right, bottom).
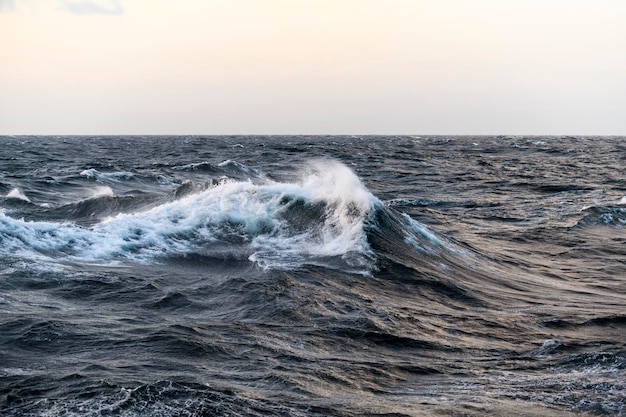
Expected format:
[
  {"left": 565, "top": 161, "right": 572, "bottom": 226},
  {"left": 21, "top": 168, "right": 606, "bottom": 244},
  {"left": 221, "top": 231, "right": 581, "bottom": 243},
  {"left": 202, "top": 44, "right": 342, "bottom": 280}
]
[{"left": 1, "top": 0, "right": 625, "bottom": 135}]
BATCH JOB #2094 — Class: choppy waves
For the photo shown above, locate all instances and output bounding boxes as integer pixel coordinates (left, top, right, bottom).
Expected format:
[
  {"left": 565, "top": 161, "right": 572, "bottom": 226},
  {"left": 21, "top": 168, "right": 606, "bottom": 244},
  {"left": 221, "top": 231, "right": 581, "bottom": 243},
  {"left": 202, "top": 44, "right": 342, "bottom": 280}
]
[{"left": 1, "top": 136, "right": 625, "bottom": 417}]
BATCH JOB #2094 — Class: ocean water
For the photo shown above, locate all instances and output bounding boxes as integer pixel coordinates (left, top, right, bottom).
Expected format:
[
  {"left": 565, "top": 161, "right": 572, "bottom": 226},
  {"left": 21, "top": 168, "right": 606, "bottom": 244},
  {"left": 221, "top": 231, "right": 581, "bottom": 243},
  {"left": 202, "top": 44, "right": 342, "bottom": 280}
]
[{"left": 0, "top": 135, "right": 624, "bottom": 416}]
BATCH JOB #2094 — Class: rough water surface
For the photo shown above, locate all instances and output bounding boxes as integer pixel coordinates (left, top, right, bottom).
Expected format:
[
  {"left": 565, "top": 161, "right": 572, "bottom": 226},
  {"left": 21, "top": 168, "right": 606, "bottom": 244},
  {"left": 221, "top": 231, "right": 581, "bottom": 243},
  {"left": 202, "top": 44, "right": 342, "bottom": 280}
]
[{"left": 0, "top": 136, "right": 625, "bottom": 416}]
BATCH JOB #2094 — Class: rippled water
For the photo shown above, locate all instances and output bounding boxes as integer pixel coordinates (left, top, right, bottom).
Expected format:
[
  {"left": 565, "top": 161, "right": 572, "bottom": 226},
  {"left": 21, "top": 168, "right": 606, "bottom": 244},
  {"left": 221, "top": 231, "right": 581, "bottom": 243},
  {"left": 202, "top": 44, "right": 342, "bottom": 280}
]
[{"left": 1, "top": 136, "right": 625, "bottom": 416}]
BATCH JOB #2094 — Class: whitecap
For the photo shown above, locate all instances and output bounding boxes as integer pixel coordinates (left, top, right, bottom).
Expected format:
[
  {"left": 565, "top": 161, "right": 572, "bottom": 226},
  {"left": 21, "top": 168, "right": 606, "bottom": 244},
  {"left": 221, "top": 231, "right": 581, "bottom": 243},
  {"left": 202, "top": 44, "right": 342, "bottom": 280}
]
[
  {"left": 90, "top": 186, "right": 115, "bottom": 198},
  {"left": 172, "top": 162, "right": 215, "bottom": 171},
  {"left": 6, "top": 187, "right": 30, "bottom": 202},
  {"left": 80, "top": 169, "right": 134, "bottom": 182},
  {"left": 0, "top": 160, "right": 379, "bottom": 274},
  {"left": 80, "top": 168, "right": 98, "bottom": 178},
  {"left": 218, "top": 160, "right": 266, "bottom": 178}
]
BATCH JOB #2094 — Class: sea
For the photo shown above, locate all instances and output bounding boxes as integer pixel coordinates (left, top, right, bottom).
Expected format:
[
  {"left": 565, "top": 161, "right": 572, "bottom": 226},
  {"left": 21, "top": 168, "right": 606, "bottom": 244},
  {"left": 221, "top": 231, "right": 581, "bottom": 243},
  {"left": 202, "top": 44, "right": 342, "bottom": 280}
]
[{"left": 0, "top": 135, "right": 624, "bottom": 416}]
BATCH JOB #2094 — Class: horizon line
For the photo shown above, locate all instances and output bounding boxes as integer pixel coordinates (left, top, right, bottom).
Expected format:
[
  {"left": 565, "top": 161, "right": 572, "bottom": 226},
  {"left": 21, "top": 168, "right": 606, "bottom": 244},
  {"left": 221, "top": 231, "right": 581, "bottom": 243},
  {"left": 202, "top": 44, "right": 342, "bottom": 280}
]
[{"left": 2, "top": 133, "right": 624, "bottom": 137}]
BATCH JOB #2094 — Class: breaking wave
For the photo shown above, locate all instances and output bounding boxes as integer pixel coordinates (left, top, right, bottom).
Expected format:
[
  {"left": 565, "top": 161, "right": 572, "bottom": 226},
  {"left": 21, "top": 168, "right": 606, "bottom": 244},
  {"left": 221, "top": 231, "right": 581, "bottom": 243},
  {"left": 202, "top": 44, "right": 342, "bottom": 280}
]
[{"left": 0, "top": 160, "right": 450, "bottom": 274}]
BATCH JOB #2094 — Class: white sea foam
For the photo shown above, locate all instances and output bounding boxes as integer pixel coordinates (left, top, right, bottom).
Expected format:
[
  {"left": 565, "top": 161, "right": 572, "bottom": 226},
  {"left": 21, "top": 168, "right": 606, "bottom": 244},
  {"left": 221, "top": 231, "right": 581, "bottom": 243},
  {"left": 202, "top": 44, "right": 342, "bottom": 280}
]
[
  {"left": 451, "top": 354, "right": 626, "bottom": 415},
  {"left": 6, "top": 187, "right": 30, "bottom": 202},
  {"left": 0, "top": 161, "right": 379, "bottom": 273},
  {"left": 172, "top": 162, "right": 214, "bottom": 171},
  {"left": 218, "top": 159, "right": 266, "bottom": 178},
  {"left": 80, "top": 169, "right": 134, "bottom": 182},
  {"left": 251, "top": 160, "right": 377, "bottom": 271},
  {"left": 90, "top": 186, "right": 115, "bottom": 198},
  {"left": 619, "top": 196, "right": 626, "bottom": 205}
]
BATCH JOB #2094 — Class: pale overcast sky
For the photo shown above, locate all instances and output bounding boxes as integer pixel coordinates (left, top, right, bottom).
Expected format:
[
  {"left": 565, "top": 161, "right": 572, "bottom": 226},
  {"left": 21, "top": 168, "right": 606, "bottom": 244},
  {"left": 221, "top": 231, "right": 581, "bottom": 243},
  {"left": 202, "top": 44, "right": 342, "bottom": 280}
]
[{"left": 1, "top": 0, "right": 625, "bottom": 135}]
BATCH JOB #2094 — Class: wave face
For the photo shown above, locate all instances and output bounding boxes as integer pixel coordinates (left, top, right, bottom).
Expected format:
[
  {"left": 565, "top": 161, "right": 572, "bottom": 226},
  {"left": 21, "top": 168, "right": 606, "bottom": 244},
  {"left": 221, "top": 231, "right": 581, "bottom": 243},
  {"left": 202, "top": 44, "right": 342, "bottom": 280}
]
[{"left": 1, "top": 136, "right": 625, "bottom": 417}]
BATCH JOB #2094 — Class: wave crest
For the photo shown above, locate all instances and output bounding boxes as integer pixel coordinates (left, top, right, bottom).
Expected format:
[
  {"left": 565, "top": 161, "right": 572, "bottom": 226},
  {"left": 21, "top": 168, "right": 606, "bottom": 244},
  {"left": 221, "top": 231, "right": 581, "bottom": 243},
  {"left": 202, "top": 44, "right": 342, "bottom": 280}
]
[{"left": 0, "top": 161, "right": 392, "bottom": 274}]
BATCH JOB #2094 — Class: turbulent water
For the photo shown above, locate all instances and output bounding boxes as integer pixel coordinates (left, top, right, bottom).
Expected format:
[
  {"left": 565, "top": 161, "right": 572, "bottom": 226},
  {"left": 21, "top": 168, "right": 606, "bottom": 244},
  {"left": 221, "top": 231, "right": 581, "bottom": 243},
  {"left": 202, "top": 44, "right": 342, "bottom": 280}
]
[{"left": 0, "top": 136, "right": 624, "bottom": 416}]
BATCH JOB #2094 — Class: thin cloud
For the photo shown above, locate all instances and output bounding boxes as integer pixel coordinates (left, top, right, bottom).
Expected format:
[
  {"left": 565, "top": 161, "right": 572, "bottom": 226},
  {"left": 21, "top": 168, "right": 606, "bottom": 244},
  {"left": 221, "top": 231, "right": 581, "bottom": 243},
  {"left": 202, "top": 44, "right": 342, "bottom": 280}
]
[
  {"left": 59, "top": 0, "right": 123, "bottom": 16},
  {"left": 0, "top": 0, "right": 16, "bottom": 13}
]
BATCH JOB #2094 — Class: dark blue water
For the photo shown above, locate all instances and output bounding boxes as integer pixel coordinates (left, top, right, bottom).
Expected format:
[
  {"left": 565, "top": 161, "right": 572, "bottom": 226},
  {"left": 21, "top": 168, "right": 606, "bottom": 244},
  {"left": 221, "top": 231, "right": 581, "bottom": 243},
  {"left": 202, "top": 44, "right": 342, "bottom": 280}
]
[{"left": 1, "top": 136, "right": 625, "bottom": 416}]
